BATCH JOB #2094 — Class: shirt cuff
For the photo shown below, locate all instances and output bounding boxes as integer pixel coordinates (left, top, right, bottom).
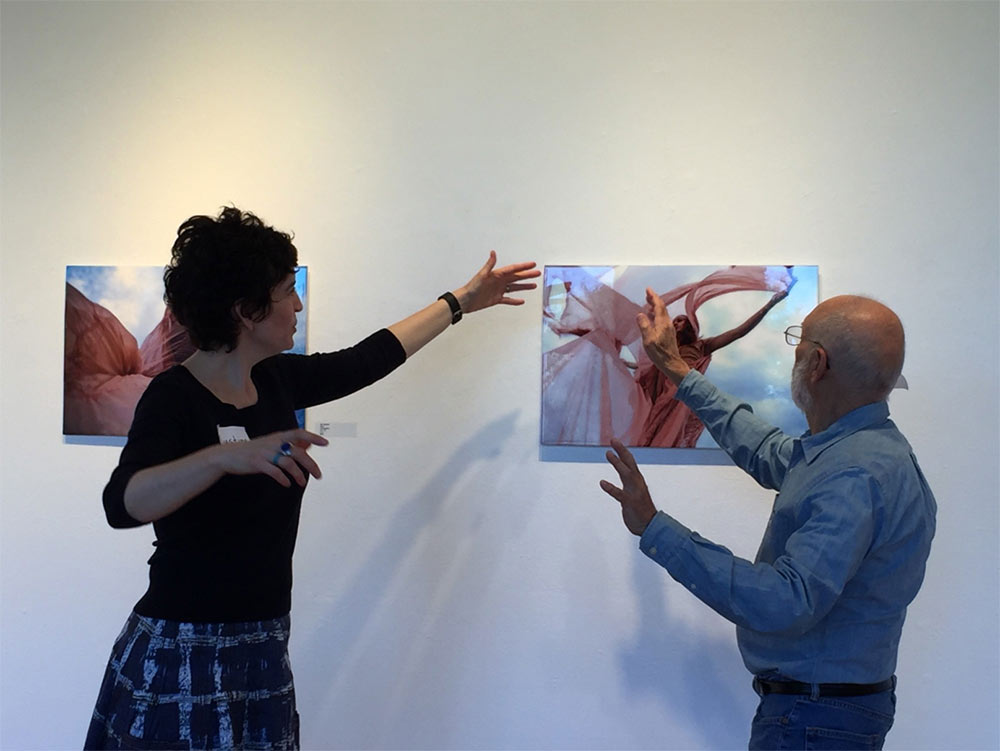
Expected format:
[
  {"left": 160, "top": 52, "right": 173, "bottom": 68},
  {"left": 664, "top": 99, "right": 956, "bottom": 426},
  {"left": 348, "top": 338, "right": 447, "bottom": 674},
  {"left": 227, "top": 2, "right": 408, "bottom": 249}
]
[
  {"left": 376, "top": 327, "right": 408, "bottom": 365},
  {"left": 675, "top": 368, "right": 705, "bottom": 402},
  {"left": 639, "top": 510, "right": 693, "bottom": 567}
]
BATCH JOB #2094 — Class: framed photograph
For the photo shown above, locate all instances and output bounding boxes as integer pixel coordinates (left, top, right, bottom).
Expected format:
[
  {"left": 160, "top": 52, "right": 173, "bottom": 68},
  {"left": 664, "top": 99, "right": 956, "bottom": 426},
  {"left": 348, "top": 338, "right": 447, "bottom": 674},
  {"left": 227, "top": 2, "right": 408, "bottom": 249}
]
[
  {"left": 541, "top": 265, "right": 818, "bottom": 448},
  {"left": 63, "top": 265, "right": 308, "bottom": 437}
]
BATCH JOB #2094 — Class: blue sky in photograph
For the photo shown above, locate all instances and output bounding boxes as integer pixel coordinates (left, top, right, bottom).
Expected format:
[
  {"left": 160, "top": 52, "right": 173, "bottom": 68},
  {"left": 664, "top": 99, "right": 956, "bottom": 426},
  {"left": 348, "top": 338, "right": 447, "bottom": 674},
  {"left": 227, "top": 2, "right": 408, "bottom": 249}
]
[{"left": 66, "top": 265, "right": 165, "bottom": 342}]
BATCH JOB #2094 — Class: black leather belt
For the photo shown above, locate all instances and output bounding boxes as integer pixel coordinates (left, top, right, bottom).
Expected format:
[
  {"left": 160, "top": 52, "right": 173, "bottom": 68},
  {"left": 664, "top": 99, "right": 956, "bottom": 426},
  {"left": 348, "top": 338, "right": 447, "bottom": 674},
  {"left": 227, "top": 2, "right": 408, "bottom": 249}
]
[{"left": 753, "top": 677, "right": 894, "bottom": 697}]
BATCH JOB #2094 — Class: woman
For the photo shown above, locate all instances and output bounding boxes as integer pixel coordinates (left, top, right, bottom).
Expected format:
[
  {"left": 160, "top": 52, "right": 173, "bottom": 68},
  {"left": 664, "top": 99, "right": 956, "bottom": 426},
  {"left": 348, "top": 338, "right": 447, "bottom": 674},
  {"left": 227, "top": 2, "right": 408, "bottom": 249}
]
[{"left": 85, "top": 207, "right": 539, "bottom": 750}]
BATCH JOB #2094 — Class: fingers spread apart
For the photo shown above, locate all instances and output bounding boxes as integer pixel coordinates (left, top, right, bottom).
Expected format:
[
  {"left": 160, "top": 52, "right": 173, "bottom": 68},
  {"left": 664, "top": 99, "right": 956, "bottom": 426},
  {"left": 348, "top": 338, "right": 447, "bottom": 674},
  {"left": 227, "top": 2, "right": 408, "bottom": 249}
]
[{"left": 599, "top": 478, "right": 625, "bottom": 503}]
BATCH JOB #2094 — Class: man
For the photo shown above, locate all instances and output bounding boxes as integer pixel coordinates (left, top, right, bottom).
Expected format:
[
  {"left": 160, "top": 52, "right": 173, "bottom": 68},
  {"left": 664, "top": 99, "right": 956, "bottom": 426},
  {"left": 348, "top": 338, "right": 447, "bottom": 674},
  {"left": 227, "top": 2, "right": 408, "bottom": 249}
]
[{"left": 601, "top": 289, "right": 936, "bottom": 750}]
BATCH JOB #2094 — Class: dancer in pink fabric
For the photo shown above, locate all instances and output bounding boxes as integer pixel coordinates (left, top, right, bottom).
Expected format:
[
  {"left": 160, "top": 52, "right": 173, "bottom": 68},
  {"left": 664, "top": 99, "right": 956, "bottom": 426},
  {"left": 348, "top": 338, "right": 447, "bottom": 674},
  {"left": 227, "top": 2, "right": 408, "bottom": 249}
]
[
  {"left": 633, "top": 278, "right": 792, "bottom": 447},
  {"left": 541, "top": 266, "right": 794, "bottom": 447}
]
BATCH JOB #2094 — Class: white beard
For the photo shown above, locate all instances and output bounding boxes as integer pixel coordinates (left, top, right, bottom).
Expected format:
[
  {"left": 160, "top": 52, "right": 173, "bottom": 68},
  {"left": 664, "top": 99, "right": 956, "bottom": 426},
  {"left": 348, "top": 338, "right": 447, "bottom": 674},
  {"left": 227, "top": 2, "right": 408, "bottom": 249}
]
[{"left": 790, "top": 357, "right": 814, "bottom": 414}]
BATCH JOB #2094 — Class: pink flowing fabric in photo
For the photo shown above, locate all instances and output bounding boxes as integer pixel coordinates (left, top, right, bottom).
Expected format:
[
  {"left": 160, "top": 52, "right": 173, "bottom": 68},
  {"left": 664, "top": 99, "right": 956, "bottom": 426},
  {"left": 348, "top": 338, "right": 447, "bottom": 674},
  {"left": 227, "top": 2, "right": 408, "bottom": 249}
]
[
  {"left": 63, "top": 283, "right": 194, "bottom": 436},
  {"left": 541, "top": 266, "right": 792, "bottom": 447},
  {"left": 542, "top": 270, "right": 649, "bottom": 445}
]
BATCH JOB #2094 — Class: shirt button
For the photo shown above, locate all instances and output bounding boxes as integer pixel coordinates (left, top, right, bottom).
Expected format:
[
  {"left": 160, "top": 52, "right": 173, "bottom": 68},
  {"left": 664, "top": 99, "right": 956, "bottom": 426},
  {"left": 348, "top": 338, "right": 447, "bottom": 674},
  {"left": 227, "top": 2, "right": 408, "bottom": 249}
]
[
  {"left": 690, "top": 583, "right": 697, "bottom": 591},
  {"left": 649, "top": 547, "right": 658, "bottom": 556}
]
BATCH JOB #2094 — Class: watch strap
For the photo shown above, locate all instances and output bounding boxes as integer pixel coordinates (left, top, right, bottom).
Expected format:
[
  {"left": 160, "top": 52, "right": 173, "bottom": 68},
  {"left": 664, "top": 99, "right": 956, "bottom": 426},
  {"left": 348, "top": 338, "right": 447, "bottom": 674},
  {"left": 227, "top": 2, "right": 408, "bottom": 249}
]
[{"left": 438, "top": 291, "right": 463, "bottom": 324}]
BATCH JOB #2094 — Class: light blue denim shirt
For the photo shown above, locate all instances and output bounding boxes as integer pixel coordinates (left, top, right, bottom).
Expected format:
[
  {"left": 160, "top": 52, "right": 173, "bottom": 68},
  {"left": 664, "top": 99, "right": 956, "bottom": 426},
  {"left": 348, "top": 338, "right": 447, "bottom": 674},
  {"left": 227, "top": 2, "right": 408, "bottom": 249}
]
[{"left": 640, "top": 370, "right": 936, "bottom": 683}]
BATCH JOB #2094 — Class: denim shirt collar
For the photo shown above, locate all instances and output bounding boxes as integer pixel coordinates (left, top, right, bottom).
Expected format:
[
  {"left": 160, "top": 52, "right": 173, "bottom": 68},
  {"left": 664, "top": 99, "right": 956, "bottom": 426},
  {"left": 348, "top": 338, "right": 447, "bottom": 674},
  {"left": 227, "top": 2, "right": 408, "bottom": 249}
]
[{"left": 797, "top": 401, "right": 890, "bottom": 465}]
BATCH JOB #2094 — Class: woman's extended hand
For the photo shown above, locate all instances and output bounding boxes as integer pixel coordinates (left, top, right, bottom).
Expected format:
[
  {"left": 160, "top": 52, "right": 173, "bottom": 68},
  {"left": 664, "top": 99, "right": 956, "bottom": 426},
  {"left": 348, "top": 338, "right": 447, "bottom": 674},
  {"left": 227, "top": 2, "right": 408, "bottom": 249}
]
[
  {"left": 216, "top": 429, "right": 329, "bottom": 488},
  {"left": 387, "top": 251, "right": 540, "bottom": 358},
  {"left": 455, "top": 251, "right": 541, "bottom": 314}
]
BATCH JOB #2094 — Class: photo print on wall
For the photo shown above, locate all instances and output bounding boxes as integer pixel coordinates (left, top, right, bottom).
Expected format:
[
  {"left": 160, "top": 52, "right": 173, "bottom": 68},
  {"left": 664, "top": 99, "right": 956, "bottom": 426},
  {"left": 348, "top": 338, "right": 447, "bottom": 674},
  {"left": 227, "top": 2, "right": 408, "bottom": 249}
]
[
  {"left": 541, "top": 265, "right": 818, "bottom": 448},
  {"left": 63, "top": 265, "right": 308, "bottom": 437}
]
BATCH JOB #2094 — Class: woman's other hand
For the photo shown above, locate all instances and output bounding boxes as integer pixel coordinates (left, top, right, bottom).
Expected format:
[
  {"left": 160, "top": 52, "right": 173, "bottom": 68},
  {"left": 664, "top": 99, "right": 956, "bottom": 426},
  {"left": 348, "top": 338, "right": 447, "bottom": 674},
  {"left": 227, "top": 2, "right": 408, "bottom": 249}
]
[
  {"left": 123, "top": 429, "right": 329, "bottom": 523},
  {"left": 215, "top": 429, "right": 329, "bottom": 488}
]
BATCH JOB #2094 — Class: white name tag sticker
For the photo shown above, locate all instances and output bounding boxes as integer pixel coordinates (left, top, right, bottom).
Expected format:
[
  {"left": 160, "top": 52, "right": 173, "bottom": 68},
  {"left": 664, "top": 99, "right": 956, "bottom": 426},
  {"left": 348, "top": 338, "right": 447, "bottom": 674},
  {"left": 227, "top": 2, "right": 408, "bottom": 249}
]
[{"left": 217, "top": 425, "right": 251, "bottom": 444}]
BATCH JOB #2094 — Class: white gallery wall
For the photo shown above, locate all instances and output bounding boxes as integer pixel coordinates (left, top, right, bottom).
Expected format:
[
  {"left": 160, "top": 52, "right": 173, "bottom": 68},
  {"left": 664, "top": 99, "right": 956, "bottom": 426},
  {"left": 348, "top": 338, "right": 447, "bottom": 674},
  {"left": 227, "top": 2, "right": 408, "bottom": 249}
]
[{"left": 2, "top": 1, "right": 997, "bottom": 749}]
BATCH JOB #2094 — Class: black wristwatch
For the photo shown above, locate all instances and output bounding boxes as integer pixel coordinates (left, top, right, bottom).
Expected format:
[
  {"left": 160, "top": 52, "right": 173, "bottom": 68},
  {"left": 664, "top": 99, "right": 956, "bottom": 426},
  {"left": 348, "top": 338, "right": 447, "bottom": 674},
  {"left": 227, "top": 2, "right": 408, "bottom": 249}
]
[{"left": 438, "top": 291, "right": 463, "bottom": 324}]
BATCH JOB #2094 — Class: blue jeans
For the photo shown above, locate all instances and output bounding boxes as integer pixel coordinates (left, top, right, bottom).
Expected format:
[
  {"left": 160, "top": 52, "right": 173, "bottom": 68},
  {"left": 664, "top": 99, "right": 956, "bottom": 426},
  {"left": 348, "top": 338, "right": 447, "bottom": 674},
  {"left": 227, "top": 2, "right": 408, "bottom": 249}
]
[{"left": 748, "top": 678, "right": 896, "bottom": 750}]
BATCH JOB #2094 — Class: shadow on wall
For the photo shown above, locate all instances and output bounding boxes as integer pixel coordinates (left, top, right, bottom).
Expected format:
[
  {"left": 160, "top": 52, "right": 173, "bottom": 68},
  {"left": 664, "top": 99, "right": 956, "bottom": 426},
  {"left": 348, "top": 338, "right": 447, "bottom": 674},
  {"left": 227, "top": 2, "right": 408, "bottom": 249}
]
[
  {"left": 296, "top": 412, "right": 521, "bottom": 716},
  {"left": 619, "top": 554, "right": 751, "bottom": 749},
  {"left": 295, "top": 408, "right": 750, "bottom": 747}
]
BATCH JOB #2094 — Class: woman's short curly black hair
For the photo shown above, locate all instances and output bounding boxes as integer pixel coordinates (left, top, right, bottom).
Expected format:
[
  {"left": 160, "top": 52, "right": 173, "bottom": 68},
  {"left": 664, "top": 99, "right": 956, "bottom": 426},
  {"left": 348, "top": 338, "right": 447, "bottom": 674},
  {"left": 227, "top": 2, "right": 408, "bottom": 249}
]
[{"left": 163, "top": 207, "right": 298, "bottom": 352}]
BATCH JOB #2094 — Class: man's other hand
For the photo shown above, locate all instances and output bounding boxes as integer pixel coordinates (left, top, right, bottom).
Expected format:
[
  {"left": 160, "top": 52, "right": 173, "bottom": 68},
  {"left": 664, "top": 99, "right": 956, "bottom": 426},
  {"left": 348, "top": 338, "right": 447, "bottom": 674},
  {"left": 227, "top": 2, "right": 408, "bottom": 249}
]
[{"left": 600, "top": 438, "right": 657, "bottom": 536}]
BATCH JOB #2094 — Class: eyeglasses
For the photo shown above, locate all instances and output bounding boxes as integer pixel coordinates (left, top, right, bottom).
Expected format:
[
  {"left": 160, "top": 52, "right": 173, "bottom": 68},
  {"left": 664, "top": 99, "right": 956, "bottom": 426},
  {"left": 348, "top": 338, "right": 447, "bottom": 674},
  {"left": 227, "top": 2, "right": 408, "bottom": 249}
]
[
  {"left": 784, "top": 325, "right": 823, "bottom": 348},
  {"left": 784, "top": 325, "right": 831, "bottom": 368}
]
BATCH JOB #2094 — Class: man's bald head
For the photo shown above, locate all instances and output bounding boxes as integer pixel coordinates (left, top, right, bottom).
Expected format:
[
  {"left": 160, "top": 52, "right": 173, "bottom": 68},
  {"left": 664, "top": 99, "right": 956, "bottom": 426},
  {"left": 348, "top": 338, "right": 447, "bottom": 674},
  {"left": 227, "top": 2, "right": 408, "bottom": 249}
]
[{"left": 803, "top": 295, "right": 905, "bottom": 402}]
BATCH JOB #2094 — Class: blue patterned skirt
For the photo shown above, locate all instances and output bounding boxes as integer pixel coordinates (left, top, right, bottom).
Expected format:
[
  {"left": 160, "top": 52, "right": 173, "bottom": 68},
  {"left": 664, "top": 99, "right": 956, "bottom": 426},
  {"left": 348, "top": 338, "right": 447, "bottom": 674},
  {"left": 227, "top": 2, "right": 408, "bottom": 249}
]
[{"left": 85, "top": 612, "right": 298, "bottom": 750}]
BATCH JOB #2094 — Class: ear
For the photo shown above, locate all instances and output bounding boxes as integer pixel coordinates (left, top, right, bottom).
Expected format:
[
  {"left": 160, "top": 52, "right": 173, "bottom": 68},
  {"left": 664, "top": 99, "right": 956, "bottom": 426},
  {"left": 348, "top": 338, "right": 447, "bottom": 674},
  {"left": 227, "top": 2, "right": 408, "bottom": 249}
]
[
  {"left": 808, "top": 346, "right": 830, "bottom": 383},
  {"left": 234, "top": 302, "right": 255, "bottom": 333}
]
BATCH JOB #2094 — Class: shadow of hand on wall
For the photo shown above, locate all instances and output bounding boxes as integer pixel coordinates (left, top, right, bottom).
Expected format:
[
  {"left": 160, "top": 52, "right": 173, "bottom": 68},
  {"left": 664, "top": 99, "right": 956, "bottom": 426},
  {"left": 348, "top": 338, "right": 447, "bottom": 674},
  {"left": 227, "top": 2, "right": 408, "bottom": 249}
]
[{"left": 618, "top": 554, "right": 751, "bottom": 749}]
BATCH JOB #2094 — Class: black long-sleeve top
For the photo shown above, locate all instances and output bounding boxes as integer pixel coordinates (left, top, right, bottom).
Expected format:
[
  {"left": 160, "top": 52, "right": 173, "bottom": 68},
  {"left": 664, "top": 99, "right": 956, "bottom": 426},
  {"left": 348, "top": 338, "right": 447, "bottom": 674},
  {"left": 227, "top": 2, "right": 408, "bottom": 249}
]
[{"left": 102, "top": 329, "right": 406, "bottom": 622}]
